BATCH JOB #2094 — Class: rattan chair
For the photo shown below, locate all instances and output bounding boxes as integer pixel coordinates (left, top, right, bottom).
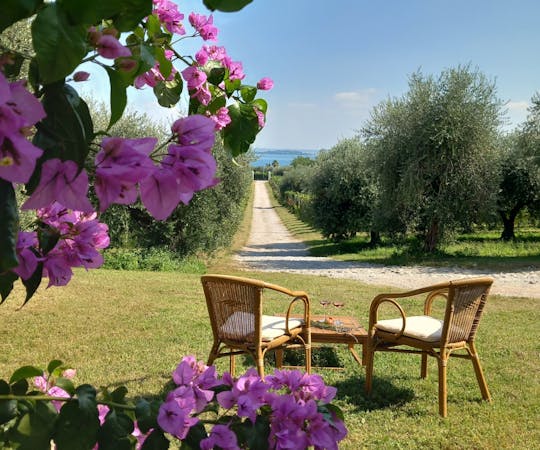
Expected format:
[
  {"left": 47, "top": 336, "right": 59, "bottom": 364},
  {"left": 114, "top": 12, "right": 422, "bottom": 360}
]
[
  {"left": 201, "top": 274, "right": 311, "bottom": 378},
  {"left": 364, "top": 277, "right": 493, "bottom": 417}
]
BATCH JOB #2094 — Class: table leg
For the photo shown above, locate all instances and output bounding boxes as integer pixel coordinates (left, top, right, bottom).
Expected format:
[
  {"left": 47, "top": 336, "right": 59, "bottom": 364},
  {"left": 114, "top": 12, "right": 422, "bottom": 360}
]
[{"left": 348, "top": 343, "right": 364, "bottom": 366}]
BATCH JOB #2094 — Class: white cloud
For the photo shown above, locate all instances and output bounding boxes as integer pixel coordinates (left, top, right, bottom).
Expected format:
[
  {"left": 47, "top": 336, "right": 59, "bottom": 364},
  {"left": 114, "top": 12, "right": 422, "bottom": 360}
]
[
  {"left": 333, "top": 88, "right": 378, "bottom": 109},
  {"left": 506, "top": 100, "right": 529, "bottom": 112},
  {"left": 504, "top": 100, "right": 530, "bottom": 129}
]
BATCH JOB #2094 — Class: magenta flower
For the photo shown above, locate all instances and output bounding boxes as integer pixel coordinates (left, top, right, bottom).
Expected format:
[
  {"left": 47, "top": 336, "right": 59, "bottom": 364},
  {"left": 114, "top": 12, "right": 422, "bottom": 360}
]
[
  {"left": 255, "top": 108, "right": 265, "bottom": 128},
  {"left": 171, "top": 115, "right": 216, "bottom": 149},
  {"left": 157, "top": 392, "right": 198, "bottom": 440},
  {"left": 257, "top": 77, "right": 274, "bottom": 90},
  {"left": 189, "top": 13, "right": 218, "bottom": 41},
  {"left": 12, "top": 231, "right": 39, "bottom": 280},
  {"left": 95, "top": 136, "right": 157, "bottom": 211},
  {"left": 153, "top": 0, "right": 186, "bottom": 35},
  {"left": 96, "top": 34, "right": 131, "bottom": 59},
  {"left": 181, "top": 66, "right": 207, "bottom": 91},
  {"left": 22, "top": 159, "right": 93, "bottom": 212},
  {"left": 193, "top": 85, "right": 211, "bottom": 105},
  {"left": 223, "top": 58, "right": 245, "bottom": 81},
  {"left": 209, "top": 107, "right": 231, "bottom": 130},
  {"left": 0, "top": 73, "right": 45, "bottom": 183},
  {"left": 200, "top": 425, "right": 239, "bottom": 450},
  {"left": 139, "top": 167, "right": 181, "bottom": 220}
]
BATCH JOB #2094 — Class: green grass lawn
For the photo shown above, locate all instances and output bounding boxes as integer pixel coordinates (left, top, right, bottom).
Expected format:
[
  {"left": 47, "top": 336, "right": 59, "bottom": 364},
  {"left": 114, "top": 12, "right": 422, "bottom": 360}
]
[{"left": 1, "top": 268, "right": 538, "bottom": 449}]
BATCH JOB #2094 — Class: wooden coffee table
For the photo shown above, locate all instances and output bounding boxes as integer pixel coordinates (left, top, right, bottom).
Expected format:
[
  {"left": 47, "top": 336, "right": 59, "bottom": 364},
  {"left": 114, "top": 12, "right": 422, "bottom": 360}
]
[{"left": 278, "top": 315, "right": 367, "bottom": 368}]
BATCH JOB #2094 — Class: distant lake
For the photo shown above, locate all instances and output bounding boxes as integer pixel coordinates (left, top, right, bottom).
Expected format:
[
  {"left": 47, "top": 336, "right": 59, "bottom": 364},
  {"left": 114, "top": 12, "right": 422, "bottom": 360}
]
[{"left": 252, "top": 149, "right": 317, "bottom": 167}]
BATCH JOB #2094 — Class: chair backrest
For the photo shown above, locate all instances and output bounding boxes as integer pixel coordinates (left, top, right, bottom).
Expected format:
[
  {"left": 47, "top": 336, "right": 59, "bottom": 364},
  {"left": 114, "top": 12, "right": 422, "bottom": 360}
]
[
  {"left": 442, "top": 277, "right": 493, "bottom": 344},
  {"left": 201, "top": 275, "right": 264, "bottom": 344}
]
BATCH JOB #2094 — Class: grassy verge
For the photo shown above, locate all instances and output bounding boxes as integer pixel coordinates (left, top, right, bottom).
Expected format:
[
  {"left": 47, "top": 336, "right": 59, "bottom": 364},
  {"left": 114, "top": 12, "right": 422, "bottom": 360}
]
[
  {"left": 265, "top": 183, "right": 540, "bottom": 271},
  {"left": 1, "top": 269, "right": 539, "bottom": 449}
]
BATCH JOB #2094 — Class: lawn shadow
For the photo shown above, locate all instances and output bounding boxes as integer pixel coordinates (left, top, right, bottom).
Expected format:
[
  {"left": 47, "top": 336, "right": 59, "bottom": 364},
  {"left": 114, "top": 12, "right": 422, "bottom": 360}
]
[{"left": 334, "top": 376, "right": 415, "bottom": 413}]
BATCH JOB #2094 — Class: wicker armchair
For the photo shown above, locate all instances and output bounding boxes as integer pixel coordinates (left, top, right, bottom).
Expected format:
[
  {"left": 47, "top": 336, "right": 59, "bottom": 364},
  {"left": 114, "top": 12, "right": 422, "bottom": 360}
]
[
  {"left": 364, "top": 277, "right": 493, "bottom": 417},
  {"left": 201, "top": 274, "right": 311, "bottom": 378}
]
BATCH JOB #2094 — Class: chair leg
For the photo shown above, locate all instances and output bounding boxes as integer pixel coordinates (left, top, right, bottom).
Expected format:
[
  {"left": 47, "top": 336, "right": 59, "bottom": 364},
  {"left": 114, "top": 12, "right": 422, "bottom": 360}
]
[
  {"left": 255, "top": 349, "right": 265, "bottom": 379},
  {"left": 275, "top": 348, "right": 284, "bottom": 369},
  {"left": 420, "top": 351, "right": 428, "bottom": 379},
  {"left": 364, "top": 342, "right": 375, "bottom": 394},
  {"left": 207, "top": 341, "right": 219, "bottom": 367},
  {"left": 304, "top": 344, "right": 311, "bottom": 374},
  {"left": 229, "top": 353, "right": 236, "bottom": 376},
  {"left": 437, "top": 353, "right": 449, "bottom": 418},
  {"left": 468, "top": 342, "right": 491, "bottom": 402}
]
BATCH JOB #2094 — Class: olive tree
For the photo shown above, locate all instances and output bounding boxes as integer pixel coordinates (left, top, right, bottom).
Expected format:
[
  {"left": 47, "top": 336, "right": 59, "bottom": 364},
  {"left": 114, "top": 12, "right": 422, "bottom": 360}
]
[
  {"left": 309, "top": 138, "right": 378, "bottom": 242},
  {"left": 363, "top": 66, "right": 503, "bottom": 252},
  {"left": 497, "top": 95, "right": 540, "bottom": 239}
]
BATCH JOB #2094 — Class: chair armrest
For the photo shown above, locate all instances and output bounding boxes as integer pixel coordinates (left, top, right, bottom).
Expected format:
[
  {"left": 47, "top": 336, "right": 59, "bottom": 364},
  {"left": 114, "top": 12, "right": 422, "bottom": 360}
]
[
  {"left": 262, "top": 281, "right": 310, "bottom": 334},
  {"left": 368, "top": 296, "right": 407, "bottom": 338},
  {"left": 423, "top": 289, "right": 449, "bottom": 315}
]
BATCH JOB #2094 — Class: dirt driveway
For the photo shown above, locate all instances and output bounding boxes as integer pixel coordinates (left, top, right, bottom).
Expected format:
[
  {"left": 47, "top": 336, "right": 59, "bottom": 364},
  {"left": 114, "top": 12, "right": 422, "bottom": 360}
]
[{"left": 234, "top": 181, "right": 539, "bottom": 298}]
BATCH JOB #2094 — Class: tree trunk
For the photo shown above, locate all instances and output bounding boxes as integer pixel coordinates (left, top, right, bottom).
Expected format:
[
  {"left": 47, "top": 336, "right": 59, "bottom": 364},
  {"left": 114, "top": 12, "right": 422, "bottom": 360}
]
[
  {"left": 369, "top": 230, "right": 381, "bottom": 246},
  {"left": 498, "top": 205, "right": 523, "bottom": 241},
  {"left": 423, "top": 219, "right": 439, "bottom": 253}
]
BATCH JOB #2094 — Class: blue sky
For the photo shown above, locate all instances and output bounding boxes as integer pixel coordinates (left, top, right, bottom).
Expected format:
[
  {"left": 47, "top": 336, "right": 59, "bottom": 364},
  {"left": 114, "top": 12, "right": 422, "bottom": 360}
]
[{"left": 83, "top": 0, "right": 540, "bottom": 151}]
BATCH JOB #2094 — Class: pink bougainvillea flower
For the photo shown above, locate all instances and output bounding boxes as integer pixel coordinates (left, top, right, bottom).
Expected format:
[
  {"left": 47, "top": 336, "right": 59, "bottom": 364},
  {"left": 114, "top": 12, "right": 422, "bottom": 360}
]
[
  {"left": 223, "top": 58, "right": 245, "bottom": 81},
  {"left": 181, "top": 66, "right": 207, "bottom": 91},
  {"left": 257, "top": 77, "right": 274, "bottom": 90},
  {"left": 0, "top": 73, "right": 45, "bottom": 183},
  {"left": 22, "top": 159, "right": 93, "bottom": 212},
  {"left": 171, "top": 115, "right": 216, "bottom": 148},
  {"left": 255, "top": 107, "right": 265, "bottom": 128},
  {"left": 189, "top": 13, "right": 218, "bottom": 41},
  {"left": 117, "top": 57, "right": 137, "bottom": 72},
  {"left": 209, "top": 107, "right": 231, "bottom": 130},
  {"left": 94, "top": 136, "right": 157, "bottom": 211},
  {"left": 73, "top": 71, "right": 90, "bottom": 82},
  {"left": 153, "top": 0, "right": 186, "bottom": 35},
  {"left": 139, "top": 167, "right": 180, "bottom": 220},
  {"left": 12, "top": 231, "right": 39, "bottom": 280},
  {"left": 0, "top": 134, "right": 44, "bottom": 183},
  {"left": 96, "top": 34, "right": 131, "bottom": 59},
  {"left": 157, "top": 393, "right": 198, "bottom": 439},
  {"left": 200, "top": 424, "right": 239, "bottom": 450},
  {"left": 193, "top": 85, "right": 212, "bottom": 106}
]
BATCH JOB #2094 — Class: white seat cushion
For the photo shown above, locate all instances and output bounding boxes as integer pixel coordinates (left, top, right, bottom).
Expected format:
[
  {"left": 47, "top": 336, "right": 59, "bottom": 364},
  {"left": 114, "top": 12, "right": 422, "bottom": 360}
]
[
  {"left": 220, "top": 312, "right": 303, "bottom": 341},
  {"left": 375, "top": 315, "right": 443, "bottom": 342}
]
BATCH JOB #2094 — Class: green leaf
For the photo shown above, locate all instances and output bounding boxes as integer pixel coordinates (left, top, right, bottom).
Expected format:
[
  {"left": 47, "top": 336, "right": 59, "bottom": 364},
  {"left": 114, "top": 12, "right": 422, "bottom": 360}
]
[
  {"left": 154, "top": 47, "right": 172, "bottom": 79},
  {"left": 112, "top": 0, "right": 153, "bottom": 32},
  {"left": 37, "top": 223, "right": 61, "bottom": 255},
  {"left": 204, "top": 60, "right": 226, "bottom": 86},
  {"left": 0, "top": 180, "right": 19, "bottom": 273},
  {"left": 153, "top": 73, "right": 183, "bottom": 108},
  {"left": 0, "top": 380, "right": 10, "bottom": 395},
  {"left": 7, "top": 401, "right": 57, "bottom": 450},
  {"left": 64, "top": 84, "right": 94, "bottom": 145},
  {"left": 110, "top": 386, "right": 129, "bottom": 404},
  {"left": 180, "top": 422, "right": 207, "bottom": 449},
  {"left": 145, "top": 14, "right": 162, "bottom": 37},
  {"left": 0, "top": 399, "right": 18, "bottom": 424},
  {"left": 135, "top": 399, "right": 160, "bottom": 434},
  {"left": 104, "top": 66, "right": 129, "bottom": 129},
  {"left": 141, "top": 429, "right": 170, "bottom": 450},
  {"left": 97, "top": 410, "right": 134, "bottom": 450},
  {"left": 224, "top": 78, "right": 241, "bottom": 96},
  {"left": 233, "top": 415, "right": 270, "bottom": 449},
  {"left": 31, "top": 4, "right": 87, "bottom": 84},
  {"left": 252, "top": 98, "right": 268, "bottom": 114},
  {"left": 0, "top": 271, "right": 18, "bottom": 304},
  {"left": 20, "top": 262, "right": 43, "bottom": 308},
  {"left": 27, "top": 82, "right": 92, "bottom": 194},
  {"left": 47, "top": 360, "right": 64, "bottom": 376},
  {"left": 222, "top": 102, "right": 259, "bottom": 156},
  {"left": 203, "top": 0, "right": 253, "bottom": 12},
  {"left": 206, "top": 94, "right": 227, "bottom": 115},
  {"left": 240, "top": 85, "right": 257, "bottom": 103},
  {"left": 11, "top": 379, "right": 29, "bottom": 396},
  {"left": 54, "top": 385, "right": 99, "bottom": 450},
  {"left": 0, "top": 0, "right": 43, "bottom": 33},
  {"left": 9, "top": 366, "right": 43, "bottom": 385}
]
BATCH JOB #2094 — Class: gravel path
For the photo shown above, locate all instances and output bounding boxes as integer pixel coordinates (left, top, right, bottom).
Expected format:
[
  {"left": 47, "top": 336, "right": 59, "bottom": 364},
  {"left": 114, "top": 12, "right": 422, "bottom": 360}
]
[{"left": 235, "top": 181, "right": 540, "bottom": 299}]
